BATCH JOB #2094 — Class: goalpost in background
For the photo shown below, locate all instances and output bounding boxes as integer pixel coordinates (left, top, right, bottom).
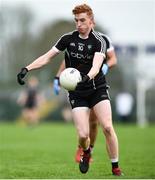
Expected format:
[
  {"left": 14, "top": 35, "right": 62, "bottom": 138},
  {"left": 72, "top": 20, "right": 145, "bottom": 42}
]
[{"left": 136, "top": 46, "right": 155, "bottom": 127}]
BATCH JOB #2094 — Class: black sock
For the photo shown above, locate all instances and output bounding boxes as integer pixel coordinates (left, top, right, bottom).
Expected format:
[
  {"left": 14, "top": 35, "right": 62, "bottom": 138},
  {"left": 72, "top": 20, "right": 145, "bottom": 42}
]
[
  {"left": 90, "top": 144, "right": 94, "bottom": 148},
  {"left": 112, "top": 162, "right": 118, "bottom": 168},
  {"left": 83, "top": 147, "right": 90, "bottom": 154}
]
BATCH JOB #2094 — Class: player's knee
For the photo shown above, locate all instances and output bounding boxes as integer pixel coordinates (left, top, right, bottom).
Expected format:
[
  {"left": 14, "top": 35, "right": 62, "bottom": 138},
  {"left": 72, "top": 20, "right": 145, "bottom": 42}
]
[
  {"left": 103, "top": 126, "right": 113, "bottom": 136},
  {"left": 79, "top": 131, "right": 89, "bottom": 139}
]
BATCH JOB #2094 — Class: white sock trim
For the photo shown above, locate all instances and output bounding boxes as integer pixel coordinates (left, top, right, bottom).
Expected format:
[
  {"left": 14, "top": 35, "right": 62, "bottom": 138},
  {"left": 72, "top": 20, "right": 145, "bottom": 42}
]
[{"left": 111, "top": 158, "right": 118, "bottom": 163}]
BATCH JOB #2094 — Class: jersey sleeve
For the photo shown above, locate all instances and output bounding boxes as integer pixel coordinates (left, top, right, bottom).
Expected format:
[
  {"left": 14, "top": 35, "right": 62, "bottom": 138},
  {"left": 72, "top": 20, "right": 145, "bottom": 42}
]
[
  {"left": 92, "top": 32, "right": 107, "bottom": 57},
  {"left": 104, "top": 35, "right": 114, "bottom": 52},
  {"left": 52, "top": 33, "right": 70, "bottom": 52}
]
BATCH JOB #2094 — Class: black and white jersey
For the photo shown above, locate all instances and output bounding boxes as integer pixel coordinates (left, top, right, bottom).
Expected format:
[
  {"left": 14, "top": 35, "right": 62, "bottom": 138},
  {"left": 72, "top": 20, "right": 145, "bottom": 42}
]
[
  {"left": 52, "top": 29, "right": 113, "bottom": 93},
  {"left": 53, "top": 29, "right": 110, "bottom": 74},
  {"left": 100, "top": 33, "right": 114, "bottom": 54}
]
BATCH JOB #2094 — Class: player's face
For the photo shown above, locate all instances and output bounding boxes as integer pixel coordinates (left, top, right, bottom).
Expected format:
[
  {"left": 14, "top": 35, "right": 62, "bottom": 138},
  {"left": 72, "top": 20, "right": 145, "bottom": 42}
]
[{"left": 74, "top": 13, "right": 93, "bottom": 36}]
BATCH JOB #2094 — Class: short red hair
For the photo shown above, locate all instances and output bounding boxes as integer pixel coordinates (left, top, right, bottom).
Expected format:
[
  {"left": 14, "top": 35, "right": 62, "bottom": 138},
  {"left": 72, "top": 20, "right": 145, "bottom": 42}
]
[{"left": 72, "top": 4, "right": 94, "bottom": 20}]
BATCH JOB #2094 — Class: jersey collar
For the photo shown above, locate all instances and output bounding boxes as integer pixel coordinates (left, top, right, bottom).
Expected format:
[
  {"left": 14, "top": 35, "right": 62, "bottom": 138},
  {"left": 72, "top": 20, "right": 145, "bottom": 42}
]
[{"left": 78, "top": 29, "right": 93, "bottom": 39}]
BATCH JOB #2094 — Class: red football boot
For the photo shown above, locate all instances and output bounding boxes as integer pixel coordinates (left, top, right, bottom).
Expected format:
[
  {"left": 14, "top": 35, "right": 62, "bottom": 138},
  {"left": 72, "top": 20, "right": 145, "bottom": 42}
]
[
  {"left": 75, "top": 146, "right": 93, "bottom": 163},
  {"left": 112, "top": 167, "right": 122, "bottom": 176},
  {"left": 75, "top": 146, "right": 83, "bottom": 163}
]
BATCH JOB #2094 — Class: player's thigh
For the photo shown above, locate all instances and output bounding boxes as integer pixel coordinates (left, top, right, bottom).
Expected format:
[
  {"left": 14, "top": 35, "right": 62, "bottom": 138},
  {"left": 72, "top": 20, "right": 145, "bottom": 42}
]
[
  {"left": 72, "top": 107, "right": 90, "bottom": 137},
  {"left": 93, "top": 100, "right": 112, "bottom": 128},
  {"left": 89, "top": 110, "right": 97, "bottom": 122}
]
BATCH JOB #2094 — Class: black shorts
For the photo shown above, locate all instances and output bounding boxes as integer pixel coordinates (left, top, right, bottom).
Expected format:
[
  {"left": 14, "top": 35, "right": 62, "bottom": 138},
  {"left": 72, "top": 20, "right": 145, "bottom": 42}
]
[{"left": 68, "top": 87, "right": 110, "bottom": 109}]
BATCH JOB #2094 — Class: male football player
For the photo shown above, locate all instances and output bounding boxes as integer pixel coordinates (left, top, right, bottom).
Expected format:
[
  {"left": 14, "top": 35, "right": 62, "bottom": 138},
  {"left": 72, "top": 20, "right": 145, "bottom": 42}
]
[{"left": 17, "top": 4, "right": 122, "bottom": 176}]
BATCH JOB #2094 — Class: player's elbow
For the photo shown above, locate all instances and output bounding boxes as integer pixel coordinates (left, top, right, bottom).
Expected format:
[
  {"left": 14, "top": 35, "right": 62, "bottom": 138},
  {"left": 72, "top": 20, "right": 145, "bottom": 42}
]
[
  {"left": 110, "top": 56, "right": 117, "bottom": 68},
  {"left": 113, "top": 57, "right": 117, "bottom": 66}
]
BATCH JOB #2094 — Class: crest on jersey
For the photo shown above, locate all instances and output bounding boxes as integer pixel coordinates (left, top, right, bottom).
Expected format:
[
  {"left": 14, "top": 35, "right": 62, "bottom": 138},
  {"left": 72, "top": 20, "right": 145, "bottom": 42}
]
[{"left": 88, "top": 45, "right": 92, "bottom": 50}]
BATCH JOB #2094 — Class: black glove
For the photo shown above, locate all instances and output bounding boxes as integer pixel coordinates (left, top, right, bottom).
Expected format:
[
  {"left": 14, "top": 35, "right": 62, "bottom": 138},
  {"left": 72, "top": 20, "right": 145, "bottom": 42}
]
[
  {"left": 80, "top": 74, "right": 90, "bottom": 83},
  {"left": 76, "top": 74, "right": 90, "bottom": 90},
  {"left": 17, "top": 67, "right": 28, "bottom": 85}
]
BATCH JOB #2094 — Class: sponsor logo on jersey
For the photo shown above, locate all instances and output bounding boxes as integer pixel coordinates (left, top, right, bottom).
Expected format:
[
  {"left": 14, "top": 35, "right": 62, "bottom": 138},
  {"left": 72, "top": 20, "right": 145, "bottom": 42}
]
[
  {"left": 70, "top": 42, "right": 75, "bottom": 47},
  {"left": 70, "top": 52, "right": 93, "bottom": 60}
]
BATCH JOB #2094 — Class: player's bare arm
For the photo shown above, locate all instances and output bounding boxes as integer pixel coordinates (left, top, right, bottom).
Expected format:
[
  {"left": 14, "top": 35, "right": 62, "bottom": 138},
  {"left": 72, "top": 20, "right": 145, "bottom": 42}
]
[
  {"left": 26, "top": 49, "right": 58, "bottom": 71},
  {"left": 106, "top": 49, "right": 117, "bottom": 68},
  {"left": 102, "top": 48, "right": 117, "bottom": 75},
  {"left": 17, "top": 48, "right": 59, "bottom": 85},
  {"left": 88, "top": 53, "right": 105, "bottom": 79}
]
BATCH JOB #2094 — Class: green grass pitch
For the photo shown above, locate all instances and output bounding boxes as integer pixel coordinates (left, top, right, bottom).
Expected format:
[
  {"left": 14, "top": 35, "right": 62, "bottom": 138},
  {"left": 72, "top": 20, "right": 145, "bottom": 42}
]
[{"left": 0, "top": 122, "right": 155, "bottom": 179}]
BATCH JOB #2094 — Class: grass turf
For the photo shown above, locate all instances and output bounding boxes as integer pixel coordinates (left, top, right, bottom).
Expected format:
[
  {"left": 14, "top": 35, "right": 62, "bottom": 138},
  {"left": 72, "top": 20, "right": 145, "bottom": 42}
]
[{"left": 0, "top": 122, "right": 155, "bottom": 179}]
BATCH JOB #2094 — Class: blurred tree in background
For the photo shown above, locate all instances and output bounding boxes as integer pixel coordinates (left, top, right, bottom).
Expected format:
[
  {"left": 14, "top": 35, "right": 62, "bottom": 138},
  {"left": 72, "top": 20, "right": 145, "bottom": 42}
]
[{"left": 0, "top": 6, "right": 34, "bottom": 87}]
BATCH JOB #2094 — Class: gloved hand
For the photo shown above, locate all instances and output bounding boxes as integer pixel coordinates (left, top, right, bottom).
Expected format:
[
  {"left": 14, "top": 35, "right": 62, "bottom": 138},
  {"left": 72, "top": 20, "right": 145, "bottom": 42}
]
[
  {"left": 102, "top": 63, "right": 109, "bottom": 75},
  {"left": 53, "top": 77, "right": 60, "bottom": 95},
  {"left": 76, "top": 74, "right": 90, "bottom": 90},
  {"left": 79, "top": 74, "right": 90, "bottom": 84},
  {"left": 17, "top": 67, "right": 28, "bottom": 85}
]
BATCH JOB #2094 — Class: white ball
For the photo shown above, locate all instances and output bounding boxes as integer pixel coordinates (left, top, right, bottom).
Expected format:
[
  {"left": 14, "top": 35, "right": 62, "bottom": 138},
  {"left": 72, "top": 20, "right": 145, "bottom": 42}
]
[{"left": 60, "top": 68, "right": 82, "bottom": 91}]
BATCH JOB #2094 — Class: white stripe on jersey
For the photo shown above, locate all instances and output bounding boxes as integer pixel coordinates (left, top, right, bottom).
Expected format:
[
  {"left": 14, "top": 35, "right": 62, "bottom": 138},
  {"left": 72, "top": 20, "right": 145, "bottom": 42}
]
[
  {"left": 54, "top": 30, "right": 76, "bottom": 48},
  {"left": 92, "top": 31, "right": 106, "bottom": 54},
  {"left": 98, "top": 32, "right": 114, "bottom": 52}
]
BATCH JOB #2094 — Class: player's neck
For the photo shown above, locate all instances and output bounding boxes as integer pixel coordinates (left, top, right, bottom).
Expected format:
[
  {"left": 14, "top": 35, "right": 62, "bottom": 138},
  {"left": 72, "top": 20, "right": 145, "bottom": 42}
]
[
  {"left": 79, "top": 28, "right": 92, "bottom": 39},
  {"left": 79, "top": 34, "right": 88, "bottom": 39}
]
